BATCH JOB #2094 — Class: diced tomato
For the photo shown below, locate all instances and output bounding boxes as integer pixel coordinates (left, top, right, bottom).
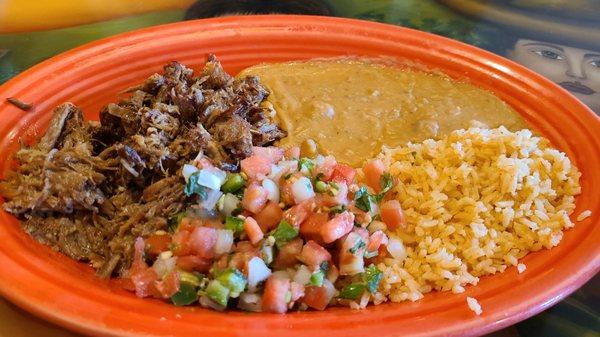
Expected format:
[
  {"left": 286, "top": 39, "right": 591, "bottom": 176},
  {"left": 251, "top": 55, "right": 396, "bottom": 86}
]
[
  {"left": 179, "top": 217, "right": 200, "bottom": 232},
  {"left": 154, "top": 271, "right": 180, "bottom": 299},
  {"left": 326, "top": 263, "right": 339, "bottom": 283},
  {"left": 116, "top": 277, "right": 136, "bottom": 292},
  {"left": 171, "top": 230, "right": 192, "bottom": 256},
  {"left": 314, "top": 155, "right": 337, "bottom": 181},
  {"left": 299, "top": 212, "right": 328, "bottom": 244},
  {"left": 242, "top": 183, "right": 269, "bottom": 214},
  {"left": 290, "top": 281, "right": 305, "bottom": 302},
  {"left": 283, "top": 199, "right": 313, "bottom": 228},
  {"left": 329, "top": 164, "right": 356, "bottom": 185},
  {"left": 254, "top": 201, "right": 283, "bottom": 232},
  {"left": 284, "top": 146, "right": 300, "bottom": 160},
  {"left": 194, "top": 157, "right": 216, "bottom": 170},
  {"left": 231, "top": 252, "right": 257, "bottom": 274},
  {"left": 176, "top": 255, "right": 211, "bottom": 272},
  {"left": 317, "top": 182, "right": 348, "bottom": 207},
  {"left": 262, "top": 275, "right": 291, "bottom": 314},
  {"left": 273, "top": 238, "right": 303, "bottom": 269},
  {"left": 279, "top": 177, "right": 295, "bottom": 206},
  {"left": 354, "top": 227, "right": 370, "bottom": 241},
  {"left": 301, "top": 280, "right": 335, "bottom": 311},
  {"left": 298, "top": 240, "right": 331, "bottom": 269},
  {"left": 252, "top": 146, "right": 284, "bottom": 164},
  {"left": 130, "top": 268, "right": 158, "bottom": 298},
  {"left": 339, "top": 231, "right": 366, "bottom": 276},
  {"left": 363, "top": 159, "right": 385, "bottom": 192},
  {"left": 235, "top": 240, "right": 260, "bottom": 254},
  {"left": 243, "top": 217, "right": 264, "bottom": 245},
  {"left": 130, "top": 237, "right": 148, "bottom": 275},
  {"left": 320, "top": 211, "right": 355, "bottom": 243},
  {"left": 380, "top": 200, "right": 406, "bottom": 230},
  {"left": 144, "top": 234, "right": 171, "bottom": 256},
  {"left": 214, "top": 254, "right": 229, "bottom": 271},
  {"left": 348, "top": 203, "right": 372, "bottom": 226},
  {"left": 367, "top": 230, "right": 389, "bottom": 252},
  {"left": 201, "top": 218, "right": 225, "bottom": 229},
  {"left": 241, "top": 155, "right": 272, "bottom": 180},
  {"left": 188, "top": 226, "right": 217, "bottom": 259}
]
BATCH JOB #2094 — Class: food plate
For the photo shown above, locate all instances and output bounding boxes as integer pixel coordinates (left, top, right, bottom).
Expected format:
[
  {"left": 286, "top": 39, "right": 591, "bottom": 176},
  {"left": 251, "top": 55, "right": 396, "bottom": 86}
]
[{"left": 0, "top": 15, "right": 598, "bottom": 337}]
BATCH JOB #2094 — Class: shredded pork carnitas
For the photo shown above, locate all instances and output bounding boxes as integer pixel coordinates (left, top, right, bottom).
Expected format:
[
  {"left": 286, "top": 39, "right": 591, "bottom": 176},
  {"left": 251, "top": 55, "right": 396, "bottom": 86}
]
[{"left": 0, "top": 56, "right": 285, "bottom": 277}]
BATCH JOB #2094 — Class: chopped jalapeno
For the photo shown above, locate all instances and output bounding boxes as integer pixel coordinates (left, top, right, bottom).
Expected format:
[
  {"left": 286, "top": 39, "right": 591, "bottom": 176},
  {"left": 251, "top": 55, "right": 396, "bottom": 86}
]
[
  {"left": 314, "top": 180, "right": 328, "bottom": 193},
  {"left": 271, "top": 219, "right": 299, "bottom": 248},
  {"left": 206, "top": 280, "right": 230, "bottom": 306},
  {"left": 225, "top": 216, "right": 245, "bottom": 235},
  {"left": 309, "top": 270, "right": 325, "bottom": 287},
  {"left": 179, "top": 271, "right": 203, "bottom": 287},
  {"left": 339, "top": 283, "right": 366, "bottom": 300},
  {"left": 298, "top": 157, "right": 315, "bottom": 174},
  {"left": 222, "top": 173, "right": 246, "bottom": 193},
  {"left": 216, "top": 268, "right": 247, "bottom": 298},
  {"left": 171, "top": 282, "right": 199, "bottom": 306},
  {"left": 327, "top": 182, "right": 340, "bottom": 196}
]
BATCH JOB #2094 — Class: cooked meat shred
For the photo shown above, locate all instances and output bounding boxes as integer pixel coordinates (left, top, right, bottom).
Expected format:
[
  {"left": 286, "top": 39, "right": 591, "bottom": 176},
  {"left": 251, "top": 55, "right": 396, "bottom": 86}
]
[
  {"left": 0, "top": 56, "right": 285, "bottom": 277},
  {"left": 6, "top": 97, "right": 33, "bottom": 111}
]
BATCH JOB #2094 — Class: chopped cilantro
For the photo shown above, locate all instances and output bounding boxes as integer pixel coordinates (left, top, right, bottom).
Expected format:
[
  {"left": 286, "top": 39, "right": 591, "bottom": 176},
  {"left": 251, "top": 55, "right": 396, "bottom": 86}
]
[
  {"left": 354, "top": 187, "right": 374, "bottom": 212},
  {"left": 380, "top": 172, "right": 393, "bottom": 194},
  {"left": 184, "top": 171, "right": 209, "bottom": 198},
  {"left": 364, "top": 264, "right": 383, "bottom": 293},
  {"left": 349, "top": 238, "right": 366, "bottom": 254},
  {"left": 298, "top": 157, "right": 315, "bottom": 173},
  {"left": 319, "top": 261, "right": 329, "bottom": 272},
  {"left": 329, "top": 204, "right": 347, "bottom": 214}
]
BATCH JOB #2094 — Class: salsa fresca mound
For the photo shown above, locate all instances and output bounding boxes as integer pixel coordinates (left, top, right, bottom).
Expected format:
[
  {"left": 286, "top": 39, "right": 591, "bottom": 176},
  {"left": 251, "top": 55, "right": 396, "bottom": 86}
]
[{"left": 124, "top": 145, "right": 401, "bottom": 312}]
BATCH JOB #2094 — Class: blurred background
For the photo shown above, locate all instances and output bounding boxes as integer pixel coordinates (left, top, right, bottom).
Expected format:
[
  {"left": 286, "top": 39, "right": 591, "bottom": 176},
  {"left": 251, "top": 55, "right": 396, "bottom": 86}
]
[{"left": 0, "top": 1, "right": 598, "bottom": 336}]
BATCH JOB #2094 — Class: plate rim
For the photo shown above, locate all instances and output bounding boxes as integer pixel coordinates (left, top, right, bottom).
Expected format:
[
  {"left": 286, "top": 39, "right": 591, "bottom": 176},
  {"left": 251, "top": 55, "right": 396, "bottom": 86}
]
[{"left": 0, "top": 14, "right": 599, "bottom": 337}]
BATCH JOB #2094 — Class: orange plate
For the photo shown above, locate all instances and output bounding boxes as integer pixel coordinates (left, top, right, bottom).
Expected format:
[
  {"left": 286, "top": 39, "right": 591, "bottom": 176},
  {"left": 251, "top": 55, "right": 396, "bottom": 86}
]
[{"left": 0, "top": 15, "right": 598, "bottom": 337}]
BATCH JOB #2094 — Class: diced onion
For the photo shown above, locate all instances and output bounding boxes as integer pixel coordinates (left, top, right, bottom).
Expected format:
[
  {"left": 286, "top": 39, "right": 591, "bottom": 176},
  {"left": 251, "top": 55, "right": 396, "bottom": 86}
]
[
  {"left": 368, "top": 220, "right": 387, "bottom": 234},
  {"left": 182, "top": 164, "right": 199, "bottom": 182},
  {"left": 272, "top": 270, "right": 292, "bottom": 280},
  {"left": 152, "top": 256, "right": 177, "bottom": 278},
  {"left": 199, "top": 188, "right": 222, "bottom": 210},
  {"left": 199, "top": 295, "right": 226, "bottom": 311},
  {"left": 247, "top": 257, "right": 272, "bottom": 289},
  {"left": 293, "top": 265, "right": 312, "bottom": 286},
  {"left": 219, "top": 193, "right": 240, "bottom": 216},
  {"left": 268, "top": 160, "right": 298, "bottom": 182},
  {"left": 215, "top": 229, "right": 234, "bottom": 255},
  {"left": 238, "top": 293, "right": 263, "bottom": 312},
  {"left": 196, "top": 168, "right": 227, "bottom": 190},
  {"left": 387, "top": 236, "right": 407, "bottom": 261},
  {"left": 291, "top": 177, "right": 315, "bottom": 203},
  {"left": 262, "top": 178, "right": 280, "bottom": 202}
]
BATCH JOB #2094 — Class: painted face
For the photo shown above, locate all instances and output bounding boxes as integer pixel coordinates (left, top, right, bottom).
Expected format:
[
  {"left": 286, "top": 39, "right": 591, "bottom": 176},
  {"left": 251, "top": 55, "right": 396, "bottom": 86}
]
[{"left": 508, "top": 39, "right": 600, "bottom": 114}]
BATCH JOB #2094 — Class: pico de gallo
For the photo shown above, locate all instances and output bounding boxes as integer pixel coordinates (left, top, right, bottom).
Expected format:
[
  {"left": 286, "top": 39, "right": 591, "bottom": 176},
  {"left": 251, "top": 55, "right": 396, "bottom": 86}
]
[{"left": 122, "top": 146, "right": 407, "bottom": 313}]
